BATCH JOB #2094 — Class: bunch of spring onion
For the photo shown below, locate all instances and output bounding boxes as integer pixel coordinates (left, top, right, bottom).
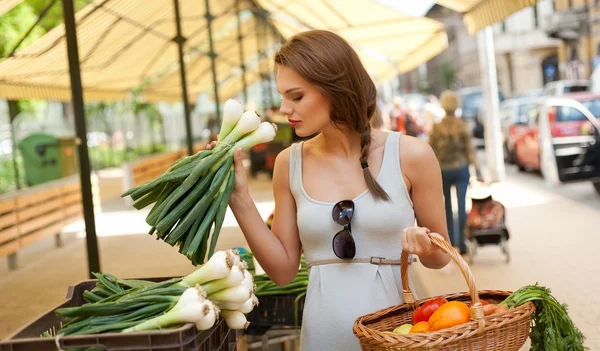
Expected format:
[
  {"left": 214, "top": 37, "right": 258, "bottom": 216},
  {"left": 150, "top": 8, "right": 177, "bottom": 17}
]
[
  {"left": 55, "top": 250, "right": 258, "bottom": 336},
  {"left": 500, "top": 284, "right": 585, "bottom": 351},
  {"left": 238, "top": 248, "right": 307, "bottom": 325},
  {"left": 122, "top": 100, "right": 277, "bottom": 265}
]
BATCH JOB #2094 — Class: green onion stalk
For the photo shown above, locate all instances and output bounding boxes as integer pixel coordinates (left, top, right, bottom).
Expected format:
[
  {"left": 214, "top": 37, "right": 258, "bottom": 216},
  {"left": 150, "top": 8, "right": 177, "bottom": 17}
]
[
  {"left": 238, "top": 249, "right": 308, "bottom": 325},
  {"left": 122, "top": 99, "right": 277, "bottom": 265},
  {"left": 501, "top": 284, "right": 586, "bottom": 351},
  {"left": 55, "top": 250, "right": 258, "bottom": 336}
]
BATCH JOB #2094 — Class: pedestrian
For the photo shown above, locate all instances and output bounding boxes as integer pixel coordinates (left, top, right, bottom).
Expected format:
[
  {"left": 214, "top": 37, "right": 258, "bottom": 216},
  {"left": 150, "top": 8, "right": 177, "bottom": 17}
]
[
  {"left": 422, "top": 95, "right": 444, "bottom": 136},
  {"left": 428, "top": 90, "right": 483, "bottom": 254},
  {"left": 389, "top": 96, "right": 405, "bottom": 132},
  {"left": 209, "top": 30, "right": 451, "bottom": 350}
]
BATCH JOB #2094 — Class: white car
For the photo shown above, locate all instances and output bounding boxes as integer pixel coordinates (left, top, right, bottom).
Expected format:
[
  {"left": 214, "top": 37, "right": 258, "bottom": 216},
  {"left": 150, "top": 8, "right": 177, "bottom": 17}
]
[{"left": 543, "top": 80, "right": 590, "bottom": 96}]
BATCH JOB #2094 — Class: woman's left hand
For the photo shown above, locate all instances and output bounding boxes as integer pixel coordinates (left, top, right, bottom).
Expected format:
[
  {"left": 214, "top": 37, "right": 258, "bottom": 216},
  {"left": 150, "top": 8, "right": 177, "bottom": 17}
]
[{"left": 401, "top": 226, "right": 444, "bottom": 257}]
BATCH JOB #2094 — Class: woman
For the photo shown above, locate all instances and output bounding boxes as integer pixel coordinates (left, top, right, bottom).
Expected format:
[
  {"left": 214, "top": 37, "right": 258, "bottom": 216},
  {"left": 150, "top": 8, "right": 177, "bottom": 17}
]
[
  {"left": 212, "top": 30, "right": 451, "bottom": 350},
  {"left": 428, "top": 91, "right": 481, "bottom": 255}
]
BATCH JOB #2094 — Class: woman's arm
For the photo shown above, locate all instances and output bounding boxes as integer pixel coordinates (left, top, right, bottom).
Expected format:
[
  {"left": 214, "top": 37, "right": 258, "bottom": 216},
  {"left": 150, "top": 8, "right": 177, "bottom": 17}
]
[
  {"left": 228, "top": 148, "right": 302, "bottom": 286},
  {"left": 400, "top": 136, "right": 451, "bottom": 269}
]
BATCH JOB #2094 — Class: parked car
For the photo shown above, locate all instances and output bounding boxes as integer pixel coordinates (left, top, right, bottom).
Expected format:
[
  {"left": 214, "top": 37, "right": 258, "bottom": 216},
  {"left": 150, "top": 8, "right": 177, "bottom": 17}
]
[
  {"left": 500, "top": 96, "right": 540, "bottom": 163},
  {"left": 543, "top": 80, "right": 590, "bottom": 96},
  {"left": 456, "top": 87, "right": 504, "bottom": 147},
  {"left": 513, "top": 93, "right": 600, "bottom": 193}
]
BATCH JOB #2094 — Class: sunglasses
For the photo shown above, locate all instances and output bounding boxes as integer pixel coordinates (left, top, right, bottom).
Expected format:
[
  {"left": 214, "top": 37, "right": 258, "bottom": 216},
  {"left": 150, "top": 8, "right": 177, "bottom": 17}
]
[{"left": 332, "top": 200, "right": 356, "bottom": 259}]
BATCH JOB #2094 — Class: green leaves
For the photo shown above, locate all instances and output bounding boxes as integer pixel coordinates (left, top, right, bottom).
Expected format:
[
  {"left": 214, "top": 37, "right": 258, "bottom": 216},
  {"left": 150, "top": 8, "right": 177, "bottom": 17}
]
[{"left": 502, "top": 284, "right": 586, "bottom": 351}]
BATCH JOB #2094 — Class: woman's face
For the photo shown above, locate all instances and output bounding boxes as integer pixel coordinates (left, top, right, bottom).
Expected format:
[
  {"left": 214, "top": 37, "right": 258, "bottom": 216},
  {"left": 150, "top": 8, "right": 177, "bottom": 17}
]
[{"left": 276, "top": 65, "right": 332, "bottom": 137}]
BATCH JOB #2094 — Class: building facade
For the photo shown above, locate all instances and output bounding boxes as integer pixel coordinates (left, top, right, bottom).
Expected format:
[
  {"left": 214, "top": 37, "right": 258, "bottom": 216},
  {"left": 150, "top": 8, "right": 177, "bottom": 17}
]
[
  {"left": 547, "top": 0, "right": 600, "bottom": 80},
  {"left": 425, "top": 0, "right": 561, "bottom": 98}
]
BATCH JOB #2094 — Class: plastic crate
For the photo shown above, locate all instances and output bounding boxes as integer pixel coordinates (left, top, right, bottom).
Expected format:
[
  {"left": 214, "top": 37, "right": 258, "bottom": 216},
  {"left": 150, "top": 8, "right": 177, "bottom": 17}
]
[
  {"left": 245, "top": 295, "right": 305, "bottom": 336},
  {"left": 0, "top": 278, "right": 236, "bottom": 351}
]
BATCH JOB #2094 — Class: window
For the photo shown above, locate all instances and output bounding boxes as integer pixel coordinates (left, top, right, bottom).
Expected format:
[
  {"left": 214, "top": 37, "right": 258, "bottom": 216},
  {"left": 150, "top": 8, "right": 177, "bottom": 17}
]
[
  {"left": 533, "top": 5, "right": 539, "bottom": 28},
  {"left": 580, "top": 99, "right": 600, "bottom": 117},
  {"left": 564, "top": 85, "right": 589, "bottom": 93},
  {"left": 556, "top": 106, "right": 587, "bottom": 122},
  {"left": 518, "top": 103, "right": 537, "bottom": 124},
  {"left": 501, "top": 21, "right": 506, "bottom": 33}
]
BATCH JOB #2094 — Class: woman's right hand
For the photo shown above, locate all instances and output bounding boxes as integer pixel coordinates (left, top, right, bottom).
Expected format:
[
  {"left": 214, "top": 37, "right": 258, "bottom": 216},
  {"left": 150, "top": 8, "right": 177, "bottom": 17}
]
[{"left": 206, "top": 141, "right": 249, "bottom": 199}]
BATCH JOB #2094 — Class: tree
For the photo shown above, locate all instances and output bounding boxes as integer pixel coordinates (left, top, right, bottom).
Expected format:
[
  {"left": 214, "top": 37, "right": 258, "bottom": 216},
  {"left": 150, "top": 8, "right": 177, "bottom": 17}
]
[
  {"left": 0, "top": 0, "right": 93, "bottom": 58},
  {"left": 439, "top": 62, "right": 457, "bottom": 90}
]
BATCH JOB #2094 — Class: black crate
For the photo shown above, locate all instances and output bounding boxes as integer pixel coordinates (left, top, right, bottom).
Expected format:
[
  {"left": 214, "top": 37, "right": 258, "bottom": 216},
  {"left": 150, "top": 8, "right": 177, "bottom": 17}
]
[
  {"left": 0, "top": 278, "right": 236, "bottom": 351},
  {"left": 245, "top": 295, "right": 305, "bottom": 336}
]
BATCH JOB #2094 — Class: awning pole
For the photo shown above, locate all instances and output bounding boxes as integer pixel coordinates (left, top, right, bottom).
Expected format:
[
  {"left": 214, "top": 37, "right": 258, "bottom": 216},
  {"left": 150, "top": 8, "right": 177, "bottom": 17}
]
[
  {"left": 236, "top": 0, "right": 248, "bottom": 105},
  {"left": 205, "top": 0, "right": 221, "bottom": 125},
  {"left": 255, "top": 14, "right": 271, "bottom": 113},
  {"left": 253, "top": 9, "right": 264, "bottom": 113},
  {"left": 264, "top": 25, "right": 275, "bottom": 108},
  {"left": 61, "top": 0, "right": 101, "bottom": 278},
  {"left": 173, "top": 0, "right": 194, "bottom": 156},
  {"left": 7, "top": 101, "right": 21, "bottom": 190},
  {"left": 477, "top": 27, "right": 505, "bottom": 182}
]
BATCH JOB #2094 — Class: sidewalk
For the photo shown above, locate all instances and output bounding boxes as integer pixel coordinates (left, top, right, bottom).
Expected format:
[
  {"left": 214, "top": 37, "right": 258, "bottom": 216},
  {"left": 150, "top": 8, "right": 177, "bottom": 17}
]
[{"left": 1, "top": 171, "right": 598, "bottom": 349}]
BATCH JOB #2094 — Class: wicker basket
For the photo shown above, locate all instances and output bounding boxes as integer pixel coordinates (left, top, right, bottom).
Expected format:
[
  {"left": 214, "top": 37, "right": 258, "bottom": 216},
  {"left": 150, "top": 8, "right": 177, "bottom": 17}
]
[{"left": 353, "top": 234, "right": 535, "bottom": 350}]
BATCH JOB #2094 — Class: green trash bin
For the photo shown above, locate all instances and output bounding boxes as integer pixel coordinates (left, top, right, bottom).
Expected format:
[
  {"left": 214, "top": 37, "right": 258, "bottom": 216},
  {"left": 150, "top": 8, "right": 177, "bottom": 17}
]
[{"left": 18, "top": 133, "right": 77, "bottom": 187}]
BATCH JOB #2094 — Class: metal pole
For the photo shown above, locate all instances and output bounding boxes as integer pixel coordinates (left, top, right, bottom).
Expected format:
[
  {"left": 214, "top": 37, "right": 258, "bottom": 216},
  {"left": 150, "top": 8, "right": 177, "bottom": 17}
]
[
  {"left": 477, "top": 27, "right": 505, "bottom": 182},
  {"left": 61, "top": 0, "right": 101, "bottom": 277},
  {"left": 205, "top": 0, "right": 221, "bottom": 125},
  {"left": 254, "top": 10, "right": 264, "bottom": 113},
  {"left": 264, "top": 24, "right": 275, "bottom": 108},
  {"left": 236, "top": 0, "right": 248, "bottom": 105},
  {"left": 173, "top": 0, "right": 194, "bottom": 156},
  {"left": 7, "top": 101, "right": 21, "bottom": 190}
]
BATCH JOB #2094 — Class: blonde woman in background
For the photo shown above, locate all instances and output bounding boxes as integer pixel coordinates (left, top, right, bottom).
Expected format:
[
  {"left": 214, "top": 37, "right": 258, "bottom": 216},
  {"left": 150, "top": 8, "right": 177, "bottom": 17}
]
[{"left": 428, "top": 91, "right": 482, "bottom": 254}]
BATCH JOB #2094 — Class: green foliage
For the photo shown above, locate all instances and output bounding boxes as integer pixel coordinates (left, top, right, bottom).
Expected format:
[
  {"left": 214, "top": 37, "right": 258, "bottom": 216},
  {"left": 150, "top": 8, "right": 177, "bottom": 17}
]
[
  {"left": 0, "top": 0, "right": 93, "bottom": 58},
  {"left": 439, "top": 62, "right": 457, "bottom": 90}
]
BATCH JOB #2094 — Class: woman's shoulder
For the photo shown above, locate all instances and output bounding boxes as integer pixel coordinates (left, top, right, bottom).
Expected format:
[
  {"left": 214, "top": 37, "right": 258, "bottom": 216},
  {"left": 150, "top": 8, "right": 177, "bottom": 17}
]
[{"left": 399, "top": 134, "right": 439, "bottom": 171}]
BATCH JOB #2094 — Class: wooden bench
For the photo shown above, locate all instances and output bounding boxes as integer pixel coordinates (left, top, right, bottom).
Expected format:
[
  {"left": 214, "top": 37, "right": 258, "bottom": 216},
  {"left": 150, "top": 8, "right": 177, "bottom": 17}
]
[
  {"left": 0, "top": 176, "right": 83, "bottom": 269},
  {"left": 123, "top": 142, "right": 207, "bottom": 192}
]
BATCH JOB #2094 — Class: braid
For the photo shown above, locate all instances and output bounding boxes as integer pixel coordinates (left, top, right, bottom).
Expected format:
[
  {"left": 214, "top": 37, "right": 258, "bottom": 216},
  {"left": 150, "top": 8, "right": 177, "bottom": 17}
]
[{"left": 360, "top": 125, "right": 390, "bottom": 202}]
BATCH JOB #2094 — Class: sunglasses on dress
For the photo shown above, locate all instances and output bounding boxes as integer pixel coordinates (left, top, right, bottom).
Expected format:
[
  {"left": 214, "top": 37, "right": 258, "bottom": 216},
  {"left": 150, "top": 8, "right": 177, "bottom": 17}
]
[{"left": 332, "top": 200, "right": 356, "bottom": 259}]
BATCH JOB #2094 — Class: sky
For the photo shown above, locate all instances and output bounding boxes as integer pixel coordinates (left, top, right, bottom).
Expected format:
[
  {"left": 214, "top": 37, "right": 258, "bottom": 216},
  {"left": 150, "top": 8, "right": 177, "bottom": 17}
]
[{"left": 372, "top": 0, "right": 436, "bottom": 17}]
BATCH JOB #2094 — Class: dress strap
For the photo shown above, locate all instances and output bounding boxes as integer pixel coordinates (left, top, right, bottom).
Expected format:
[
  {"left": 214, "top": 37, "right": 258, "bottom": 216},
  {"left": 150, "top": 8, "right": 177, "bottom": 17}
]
[{"left": 289, "top": 142, "right": 304, "bottom": 192}]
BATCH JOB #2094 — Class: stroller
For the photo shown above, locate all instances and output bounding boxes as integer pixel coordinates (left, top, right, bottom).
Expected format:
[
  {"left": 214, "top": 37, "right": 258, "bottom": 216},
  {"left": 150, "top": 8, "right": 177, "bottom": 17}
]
[{"left": 465, "top": 184, "right": 510, "bottom": 263}]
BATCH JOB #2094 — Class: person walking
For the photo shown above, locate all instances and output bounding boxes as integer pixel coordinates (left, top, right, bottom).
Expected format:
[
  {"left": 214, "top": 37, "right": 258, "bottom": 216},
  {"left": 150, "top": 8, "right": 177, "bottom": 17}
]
[{"left": 428, "top": 90, "right": 481, "bottom": 254}]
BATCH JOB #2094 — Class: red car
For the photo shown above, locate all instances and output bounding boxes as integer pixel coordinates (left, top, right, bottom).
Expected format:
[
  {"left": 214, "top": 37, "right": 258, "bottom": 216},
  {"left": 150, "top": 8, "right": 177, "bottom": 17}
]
[{"left": 513, "top": 93, "right": 600, "bottom": 192}]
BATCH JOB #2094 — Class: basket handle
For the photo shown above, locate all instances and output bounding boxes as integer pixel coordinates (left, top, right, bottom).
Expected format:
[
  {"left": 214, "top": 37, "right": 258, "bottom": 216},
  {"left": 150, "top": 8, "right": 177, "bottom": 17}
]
[{"left": 400, "top": 233, "right": 486, "bottom": 329}]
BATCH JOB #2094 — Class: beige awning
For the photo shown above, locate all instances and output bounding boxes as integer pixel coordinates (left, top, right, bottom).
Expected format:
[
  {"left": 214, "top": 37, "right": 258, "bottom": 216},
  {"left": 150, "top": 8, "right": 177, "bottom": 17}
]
[
  {"left": 0, "top": 0, "right": 448, "bottom": 103},
  {"left": 436, "top": 0, "right": 539, "bottom": 34},
  {"left": 258, "top": 0, "right": 448, "bottom": 78},
  {"left": 0, "top": 0, "right": 24, "bottom": 16}
]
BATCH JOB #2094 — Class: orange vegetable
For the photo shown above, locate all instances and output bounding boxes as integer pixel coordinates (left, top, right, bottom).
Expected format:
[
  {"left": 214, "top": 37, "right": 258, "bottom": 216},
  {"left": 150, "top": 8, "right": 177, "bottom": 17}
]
[
  {"left": 409, "top": 321, "right": 430, "bottom": 334},
  {"left": 482, "top": 304, "right": 496, "bottom": 316},
  {"left": 428, "top": 301, "right": 470, "bottom": 331},
  {"left": 495, "top": 304, "right": 509, "bottom": 314}
]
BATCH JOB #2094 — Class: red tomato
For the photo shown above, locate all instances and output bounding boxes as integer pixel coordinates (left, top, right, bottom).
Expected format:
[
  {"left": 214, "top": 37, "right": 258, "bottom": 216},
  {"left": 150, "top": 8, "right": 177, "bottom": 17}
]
[{"left": 411, "top": 297, "right": 448, "bottom": 324}]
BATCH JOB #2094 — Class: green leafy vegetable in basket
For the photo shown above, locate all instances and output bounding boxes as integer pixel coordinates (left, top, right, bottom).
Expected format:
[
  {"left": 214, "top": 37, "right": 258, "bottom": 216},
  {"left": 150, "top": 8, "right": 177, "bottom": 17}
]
[
  {"left": 501, "top": 284, "right": 586, "bottom": 351},
  {"left": 122, "top": 99, "right": 278, "bottom": 265},
  {"left": 55, "top": 250, "right": 257, "bottom": 336}
]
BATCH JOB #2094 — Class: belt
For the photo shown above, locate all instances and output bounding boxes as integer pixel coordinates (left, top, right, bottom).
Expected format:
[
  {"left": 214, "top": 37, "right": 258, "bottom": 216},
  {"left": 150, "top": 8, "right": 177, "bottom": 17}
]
[{"left": 306, "top": 255, "right": 417, "bottom": 270}]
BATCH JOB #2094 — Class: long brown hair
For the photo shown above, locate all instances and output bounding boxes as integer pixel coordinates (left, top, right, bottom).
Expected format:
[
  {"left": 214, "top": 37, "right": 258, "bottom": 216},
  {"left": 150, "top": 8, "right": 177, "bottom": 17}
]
[{"left": 274, "top": 30, "right": 390, "bottom": 201}]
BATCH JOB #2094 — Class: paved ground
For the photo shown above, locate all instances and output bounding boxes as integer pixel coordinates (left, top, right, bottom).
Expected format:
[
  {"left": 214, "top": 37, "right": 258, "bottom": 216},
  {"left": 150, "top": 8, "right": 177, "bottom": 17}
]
[{"left": 0, "top": 166, "right": 598, "bottom": 350}]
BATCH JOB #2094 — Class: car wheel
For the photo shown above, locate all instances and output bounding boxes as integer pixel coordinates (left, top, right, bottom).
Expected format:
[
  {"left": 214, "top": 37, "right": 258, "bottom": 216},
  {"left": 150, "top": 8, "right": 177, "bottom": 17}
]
[
  {"left": 593, "top": 181, "right": 600, "bottom": 195},
  {"left": 516, "top": 157, "right": 526, "bottom": 172}
]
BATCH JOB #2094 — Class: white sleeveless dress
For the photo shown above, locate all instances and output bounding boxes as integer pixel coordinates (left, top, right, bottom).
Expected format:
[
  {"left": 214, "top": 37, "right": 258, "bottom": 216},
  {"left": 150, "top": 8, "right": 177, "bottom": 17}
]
[{"left": 289, "top": 132, "right": 417, "bottom": 351}]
